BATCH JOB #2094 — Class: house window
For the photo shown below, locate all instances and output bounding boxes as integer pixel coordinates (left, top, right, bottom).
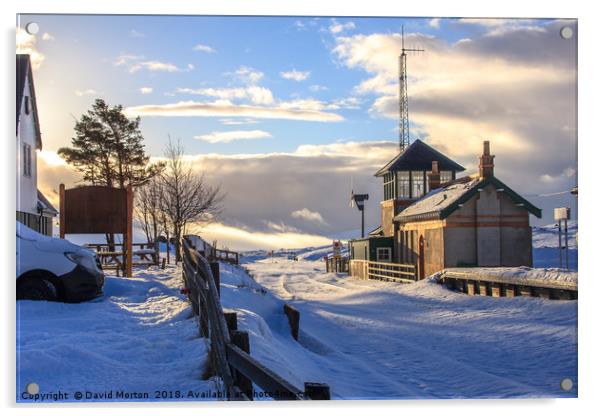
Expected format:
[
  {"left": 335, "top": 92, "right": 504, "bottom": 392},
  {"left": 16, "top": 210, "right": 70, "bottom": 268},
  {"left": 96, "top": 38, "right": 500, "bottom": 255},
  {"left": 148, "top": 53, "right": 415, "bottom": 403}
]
[
  {"left": 383, "top": 172, "right": 395, "bottom": 200},
  {"left": 24, "top": 96, "right": 31, "bottom": 115},
  {"left": 376, "top": 247, "right": 392, "bottom": 262},
  {"left": 22, "top": 143, "right": 32, "bottom": 177},
  {"left": 397, "top": 171, "right": 411, "bottom": 199},
  {"left": 411, "top": 171, "right": 425, "bottom": 198}
]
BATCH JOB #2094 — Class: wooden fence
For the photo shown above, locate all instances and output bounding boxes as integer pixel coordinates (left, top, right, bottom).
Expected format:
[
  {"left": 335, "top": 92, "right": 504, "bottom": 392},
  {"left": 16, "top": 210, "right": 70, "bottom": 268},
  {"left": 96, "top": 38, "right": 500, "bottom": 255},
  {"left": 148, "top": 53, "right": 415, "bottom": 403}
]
[
  {"left": 184, "top": 235, "right": 239, "bottom": 265},
  {"left": 182, "top": 236, "right": 330, "bottom": 401},
  {"left": 325, "top": 256, "right": 349, "bottom": 274},
  {"left": 85, "top": 242, "right": 160, "bottom": 275},
  {"left": 349, "top": 259, "right": 417, "bottom": 283}
]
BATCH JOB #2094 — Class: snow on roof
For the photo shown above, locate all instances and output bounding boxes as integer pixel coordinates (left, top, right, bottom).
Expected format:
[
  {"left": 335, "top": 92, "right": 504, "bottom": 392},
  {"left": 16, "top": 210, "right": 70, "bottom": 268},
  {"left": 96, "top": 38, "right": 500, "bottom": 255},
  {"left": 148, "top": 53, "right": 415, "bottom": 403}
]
[
  {"left": 37, "top": 189, "right": 58, "bottom": 216},
  {"left": 395, "top": 177, "right": 481, "bottom": 222}
]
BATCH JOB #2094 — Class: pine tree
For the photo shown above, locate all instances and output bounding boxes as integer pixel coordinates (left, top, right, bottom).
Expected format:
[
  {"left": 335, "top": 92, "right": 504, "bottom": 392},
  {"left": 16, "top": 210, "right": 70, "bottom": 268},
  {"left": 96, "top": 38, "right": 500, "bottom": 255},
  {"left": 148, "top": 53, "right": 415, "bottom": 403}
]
[
  {"left": 58, "top": 99, "right": 164, "bottom": 246},
  {"left": 58, "top": 98, "right": 163, "bottom": 188}
]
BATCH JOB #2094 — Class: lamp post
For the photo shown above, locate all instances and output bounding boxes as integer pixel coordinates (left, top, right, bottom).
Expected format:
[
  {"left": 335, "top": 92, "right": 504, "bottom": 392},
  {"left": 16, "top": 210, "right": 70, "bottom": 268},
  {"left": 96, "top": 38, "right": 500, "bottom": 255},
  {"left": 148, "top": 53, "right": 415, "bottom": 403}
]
[{"left": 351, "top": 192, "right": 369, "bottom": 238}]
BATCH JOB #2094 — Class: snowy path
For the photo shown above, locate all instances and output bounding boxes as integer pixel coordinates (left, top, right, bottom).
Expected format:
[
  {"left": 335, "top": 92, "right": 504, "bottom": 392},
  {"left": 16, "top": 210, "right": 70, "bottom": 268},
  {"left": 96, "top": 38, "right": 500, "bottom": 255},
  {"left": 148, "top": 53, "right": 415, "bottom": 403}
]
[
  {"left": 221, "top": 255, "right": 577, "bottom": 399},
  {"left": 17, "top": 265, "right": 214, "bottom": 402}
]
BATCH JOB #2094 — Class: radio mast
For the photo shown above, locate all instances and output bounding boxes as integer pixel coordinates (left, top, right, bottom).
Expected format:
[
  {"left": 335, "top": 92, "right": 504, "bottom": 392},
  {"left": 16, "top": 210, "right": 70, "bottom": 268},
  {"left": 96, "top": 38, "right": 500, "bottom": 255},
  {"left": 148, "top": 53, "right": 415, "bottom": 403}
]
[{"left": 399, "top": 25, "right": 424, "bottom": 151}]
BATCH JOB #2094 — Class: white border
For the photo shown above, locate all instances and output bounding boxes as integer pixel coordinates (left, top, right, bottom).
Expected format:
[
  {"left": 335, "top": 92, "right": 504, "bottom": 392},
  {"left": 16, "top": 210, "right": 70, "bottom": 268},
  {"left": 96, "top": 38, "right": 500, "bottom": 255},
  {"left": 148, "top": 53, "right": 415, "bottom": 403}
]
[{"left": 2, "top": 1, "right": 600, "bottom": 415}]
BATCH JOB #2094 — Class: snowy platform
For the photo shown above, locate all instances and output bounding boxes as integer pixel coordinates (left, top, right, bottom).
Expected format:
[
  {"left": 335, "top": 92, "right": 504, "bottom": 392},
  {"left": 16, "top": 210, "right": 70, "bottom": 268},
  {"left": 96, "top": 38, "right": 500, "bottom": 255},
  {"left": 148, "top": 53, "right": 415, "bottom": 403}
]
[{"left": 440, "top": 267, "right": 578, "bottom": 291}]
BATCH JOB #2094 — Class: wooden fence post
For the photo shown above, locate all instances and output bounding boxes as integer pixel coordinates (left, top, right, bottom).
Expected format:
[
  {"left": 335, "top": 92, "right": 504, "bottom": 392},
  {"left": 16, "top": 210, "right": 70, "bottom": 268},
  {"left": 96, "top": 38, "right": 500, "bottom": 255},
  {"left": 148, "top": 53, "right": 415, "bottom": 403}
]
[
  {"left": 304, "top": 382, "right": 330, "bottom": 400},
  {"left": 283, "top": 304, "right": 300, "bottom": 341},
  {"left": 230, "top": 330, "right": 253, "bottom": 400},
  {"left": 124, "top": 184, "right": 133, "bottom": 278},
  {"left": 224, "top": 311, "right": 238, "bottom": 332},
  {"left": 59, "top": 183, "right": 65, "bottom": 238},
  {"left": 210, "top": 262, "right": 220, "bottom": 297}
]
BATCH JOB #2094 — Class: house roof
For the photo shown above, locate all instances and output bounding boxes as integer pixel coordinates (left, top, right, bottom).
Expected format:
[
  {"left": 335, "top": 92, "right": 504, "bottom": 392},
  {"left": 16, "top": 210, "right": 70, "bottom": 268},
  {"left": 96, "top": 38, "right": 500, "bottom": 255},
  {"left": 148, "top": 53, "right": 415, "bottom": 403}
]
[
  {"left": 37, "top": 189, "right": 58, "bottom": 216},
  {"left": 368, "top": 225, "right": 383, "bottom": 237},
  {"left": 394, "top": 175, "right": 542, "bottom": 223},
  {"left": 16, "top": 54, "right": 42, "bottom": 149},
  {"left": 375, "top": 139, "right": 465, "bottom": 177}
]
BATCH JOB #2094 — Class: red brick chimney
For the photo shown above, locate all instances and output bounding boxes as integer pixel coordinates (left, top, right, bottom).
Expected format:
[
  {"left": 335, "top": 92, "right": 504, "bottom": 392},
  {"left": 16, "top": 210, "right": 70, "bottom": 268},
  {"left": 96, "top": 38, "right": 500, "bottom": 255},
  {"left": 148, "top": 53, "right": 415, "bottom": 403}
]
[
  {"left": 479, "top": 141, "right": 495, "bottom": 178},
  {"left": 428, "top": 161, "right": 441, "bottom": 190}
]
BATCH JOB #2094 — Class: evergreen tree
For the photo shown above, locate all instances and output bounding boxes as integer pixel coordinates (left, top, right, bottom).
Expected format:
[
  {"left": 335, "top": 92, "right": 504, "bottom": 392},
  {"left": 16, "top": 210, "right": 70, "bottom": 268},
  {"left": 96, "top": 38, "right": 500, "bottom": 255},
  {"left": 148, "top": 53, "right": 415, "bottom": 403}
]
[
  {"left": 58, "top": 99, "right": 164, "bottom": 247},
  {"left": 58, "top": 99, "right": 163, "bottom": 188}
]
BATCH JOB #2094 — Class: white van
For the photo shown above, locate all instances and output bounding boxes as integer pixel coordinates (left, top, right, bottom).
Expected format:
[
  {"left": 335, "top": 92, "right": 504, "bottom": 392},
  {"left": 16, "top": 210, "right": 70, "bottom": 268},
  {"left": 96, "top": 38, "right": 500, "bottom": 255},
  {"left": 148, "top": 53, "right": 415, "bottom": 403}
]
[{"left": 16, "top": 221, "right": 105, "bottom": 302}]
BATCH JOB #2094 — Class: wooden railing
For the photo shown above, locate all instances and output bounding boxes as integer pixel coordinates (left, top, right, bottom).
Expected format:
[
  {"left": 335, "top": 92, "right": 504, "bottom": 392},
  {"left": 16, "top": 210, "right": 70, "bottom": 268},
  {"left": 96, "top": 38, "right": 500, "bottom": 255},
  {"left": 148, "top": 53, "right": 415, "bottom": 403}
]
[
  {"left": 349, "top": 259, "right": 417, "bottom": 283},
  {"left": 184, "top": 235, "right": 239, "bottom": 265},
  {"left": 182, "top": 236, "right": 330, "bottom": 401},
  {"left": 325, "top": 256, "right": 349, "bottom": 274}
]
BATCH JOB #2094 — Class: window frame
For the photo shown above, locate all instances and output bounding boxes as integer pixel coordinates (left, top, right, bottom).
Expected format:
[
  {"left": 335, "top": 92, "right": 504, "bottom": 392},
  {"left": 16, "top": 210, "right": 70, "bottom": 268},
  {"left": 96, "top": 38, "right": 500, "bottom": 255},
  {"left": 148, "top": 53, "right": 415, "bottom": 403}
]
[
  {"left": 22, "top": 143, "right": 32, "bottom": 177},
  {"left": 397, "top": 171, "right": 411, "bottom": 199},
  {"left": 411, "top": 170, "right": 425, "bottom": 198},
  {"left": 376, "top": 247, "right": 392, "bottom": 262}
]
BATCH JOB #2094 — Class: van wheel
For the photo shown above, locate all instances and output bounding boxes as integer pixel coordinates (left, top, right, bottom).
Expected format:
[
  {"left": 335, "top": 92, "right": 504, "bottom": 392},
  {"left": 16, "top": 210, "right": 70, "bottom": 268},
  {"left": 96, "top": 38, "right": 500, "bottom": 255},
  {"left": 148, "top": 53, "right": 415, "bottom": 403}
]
[{"left": 17, "top": 278, "right": 58, "bottom": 301}]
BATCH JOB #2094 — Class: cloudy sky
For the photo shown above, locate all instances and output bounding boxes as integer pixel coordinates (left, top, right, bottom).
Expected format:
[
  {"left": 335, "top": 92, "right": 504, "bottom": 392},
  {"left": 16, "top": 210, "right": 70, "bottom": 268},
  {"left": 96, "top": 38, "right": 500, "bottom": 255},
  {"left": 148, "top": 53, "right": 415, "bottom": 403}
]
[{"left": 17, "top": 15, "right": 577, "bottom": 250}]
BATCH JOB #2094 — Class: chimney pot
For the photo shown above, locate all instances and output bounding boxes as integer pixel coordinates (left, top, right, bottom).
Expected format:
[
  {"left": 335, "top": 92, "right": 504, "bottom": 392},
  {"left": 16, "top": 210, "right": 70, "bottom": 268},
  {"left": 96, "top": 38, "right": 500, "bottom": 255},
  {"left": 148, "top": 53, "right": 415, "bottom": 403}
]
[{"left": 479, "top": 140, "right": 495, "bottom": 178}]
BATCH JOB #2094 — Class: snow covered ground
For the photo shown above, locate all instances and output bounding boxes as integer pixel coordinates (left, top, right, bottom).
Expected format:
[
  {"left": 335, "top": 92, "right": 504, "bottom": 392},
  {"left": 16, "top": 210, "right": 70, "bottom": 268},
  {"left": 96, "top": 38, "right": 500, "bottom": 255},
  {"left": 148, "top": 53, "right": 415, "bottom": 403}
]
[
  {"left": 16, "top": 222, "right": 578, "bottom": 402},
  {"left": 17, "top": 265, "right": 217, "bottom": 402},
  {"left": 221, "top": 254, "right": 577, "bottom": 399}
]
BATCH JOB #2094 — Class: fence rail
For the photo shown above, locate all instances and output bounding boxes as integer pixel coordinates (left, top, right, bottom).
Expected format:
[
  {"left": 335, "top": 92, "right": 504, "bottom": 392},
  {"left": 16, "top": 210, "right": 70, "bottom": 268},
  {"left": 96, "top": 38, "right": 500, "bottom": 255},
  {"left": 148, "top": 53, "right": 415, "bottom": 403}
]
[
  {"left": 349, "top": 259, "right": 417, "bottom": 282},
  {"left": 182, "top": 236, "right": 330, "bottom": 401},
  {"left": 184, "top": 235, "right": 239, "bottom": 265},
  {"left": 325, "top": 256, "right": 349, "bottom": 273}
]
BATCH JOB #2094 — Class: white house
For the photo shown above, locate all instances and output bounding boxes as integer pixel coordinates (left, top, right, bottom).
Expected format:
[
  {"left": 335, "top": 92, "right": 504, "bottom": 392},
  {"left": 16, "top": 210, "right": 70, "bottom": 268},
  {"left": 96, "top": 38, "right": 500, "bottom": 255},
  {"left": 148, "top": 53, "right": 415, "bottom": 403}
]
[{"left": 16, "top": 54, "right": 57, "bottom": 236}]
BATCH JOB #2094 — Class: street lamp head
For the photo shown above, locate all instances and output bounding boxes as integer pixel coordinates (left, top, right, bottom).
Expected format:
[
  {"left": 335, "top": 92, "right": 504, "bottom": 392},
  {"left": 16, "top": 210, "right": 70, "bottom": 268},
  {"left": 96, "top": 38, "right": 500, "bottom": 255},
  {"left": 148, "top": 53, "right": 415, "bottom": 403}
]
[{"left": 352, "top": 193, "right": 369, "bottom": 211}]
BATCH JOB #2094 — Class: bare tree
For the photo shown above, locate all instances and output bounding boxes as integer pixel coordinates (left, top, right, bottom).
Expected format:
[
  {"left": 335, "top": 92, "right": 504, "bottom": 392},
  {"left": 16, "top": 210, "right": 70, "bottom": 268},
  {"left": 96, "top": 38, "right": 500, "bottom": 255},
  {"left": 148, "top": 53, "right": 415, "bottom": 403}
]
[
  {"left": 135, "top": 175, "right": 164, "bottom": 244},
  {"left": 160, "top": 139, "right": 223, "bottom": 263}
]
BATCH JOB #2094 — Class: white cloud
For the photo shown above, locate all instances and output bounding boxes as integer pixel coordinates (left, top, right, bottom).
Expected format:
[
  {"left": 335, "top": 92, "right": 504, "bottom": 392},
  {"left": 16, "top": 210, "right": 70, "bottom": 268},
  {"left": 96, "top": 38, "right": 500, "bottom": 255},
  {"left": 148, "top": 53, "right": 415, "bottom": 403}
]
[
  {"left": 280, "top": 69, "right": 310, "bottom": 82},
  {"left": 41, "top": 32, "right": 55, "bottom": 41},
  {"left": 329, "top": 19, "right": 356, "bottom": 34},
  {"left": 75, "top": 89, "right": 97, "bottom": 96},
  {"left": 125, "top": 100, "right": 344, "bottom": 122},
  {"left": 37, "top": 139, "right": 397, "bottom": 248},
  {"left": 456, "top": 18, "right": 545, "bottom": 37},
  {"left": 219, "top": 118, "right": 260, "bottom": 125},
  {"left": 139, "top": 87, "right": 153, "bottom": 94},
  {"left": 114, "top": 54, "right": 191, "bottom": 73},
  {"left": 16, "top": 28, "right": 45, "bottom": 69},
  {"left": 176, "top": 86, "right": 274, "bottom": 105},
  {"left": 291, "top": 208, "right": 327, "bottom": 225},
  {"left": 194, "top": 130, "right": 272, "bottom": 144},
  {"left": 129, "top": 29, "right": 145, "bottom": 38},
  {"left": 229, "top": 66, "right": 264, "bottom": 85},
  {"left": 309, "top": 84, "right": 328, "bottom": 92},
  {"left": 429, "top": 18, "right": 441, "bottom": 29},
  {"left": 193, "top": 43, "right": 216, "bottom": 53}
]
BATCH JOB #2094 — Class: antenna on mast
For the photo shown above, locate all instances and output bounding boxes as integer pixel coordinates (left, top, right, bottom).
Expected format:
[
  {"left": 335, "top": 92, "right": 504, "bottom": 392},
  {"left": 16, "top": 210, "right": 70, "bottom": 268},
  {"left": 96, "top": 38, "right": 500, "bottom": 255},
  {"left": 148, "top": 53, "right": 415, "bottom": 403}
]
[{"left": 399, "top": 25, "right": 424, "bottom": 151}]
